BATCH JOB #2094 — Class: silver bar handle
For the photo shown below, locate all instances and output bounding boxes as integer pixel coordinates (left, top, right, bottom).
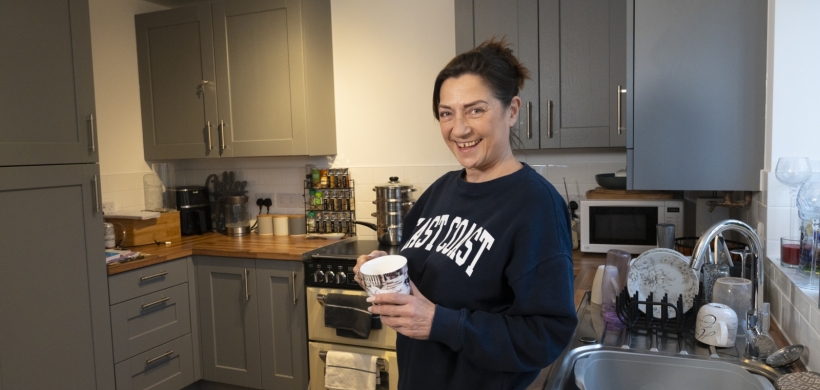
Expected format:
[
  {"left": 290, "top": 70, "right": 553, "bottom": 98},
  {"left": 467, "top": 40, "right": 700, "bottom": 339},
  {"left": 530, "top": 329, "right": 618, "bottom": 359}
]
[
  {"left": 140, "top": 271, "right": 168, "bottom": 282},
  {"left": 244, "top": 268, "right": 250, "bottom": 301},
  {"left": 145, "top": 350, "right": 174, "bottom": 365},
  {"left": 316, "top": 293, "right": 326, "bottom": 306},
  {"left": 526, "top": 101, "right": 532, "bottom": 139},
  {"left": 292, "top": 272, "right": 298, "bottom": 305},
  {"left": 219, "top": 120, "right": 226, "bottom": 153},
  {"left": 547, "top": 100, "right": 553, "bottom": 138},
  {"left": 617, "top": 86, "right": 627, "bottom": 135},
  {"left": 91, "top": 175, "right": 101, "bottom": 213},
  {"left": 207, "top": 121, "right": 213, "bottom": 151},
  {"left": 319, "top": 351, "right": 387, "bottom": 372},
  {"left": 87, "top": 114, "right": 96, "bottom": 152},
  {"left": 141, "top": 297, "right": 170, "bottom": 310}
]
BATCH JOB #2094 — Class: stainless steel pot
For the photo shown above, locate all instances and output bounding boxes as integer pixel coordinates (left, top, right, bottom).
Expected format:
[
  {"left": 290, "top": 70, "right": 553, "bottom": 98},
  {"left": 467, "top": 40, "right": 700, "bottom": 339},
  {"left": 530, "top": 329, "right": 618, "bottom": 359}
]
[
  {"left": 373, "top": 177, "right": 416, "bottom": 200},
  {"left": 373, "top": 199, "right": 415, "bottom": 214},
  {"left": 355, "top": 177, "right": 416, "bottom": 245}
]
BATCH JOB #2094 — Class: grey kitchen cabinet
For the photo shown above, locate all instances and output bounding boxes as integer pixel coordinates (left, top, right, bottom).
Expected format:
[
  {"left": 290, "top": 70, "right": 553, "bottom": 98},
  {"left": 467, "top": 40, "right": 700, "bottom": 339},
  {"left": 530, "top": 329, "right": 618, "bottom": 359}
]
[
  {"left": 0, "top": 164, "right": 114, "bottom": 389},
  {"left": 255, "top": 260, "right": 308, "bottom": 390},
  {"left": 196, "top": 256, "right": 262, "bottom": 389},
  {"left": 136, "top": 5, "right": 219, "bottom": 160},
  {"left": 626, "top": 0, "right": 766, "bottom": 191},
  {"left": 136, "top": 0, "right": 336, "bottom": 160},
  {"left": 455, "top": 0, "right": 626, "bottom": 149},
  {"left": 455, "top": 0, "right": 540, "bottom": 150},
  {"left": 0, "top": 0, "right": 98, "bottom": 166},
  {"left": 557, "top": 0, "right": 626, "bottom": 148}
]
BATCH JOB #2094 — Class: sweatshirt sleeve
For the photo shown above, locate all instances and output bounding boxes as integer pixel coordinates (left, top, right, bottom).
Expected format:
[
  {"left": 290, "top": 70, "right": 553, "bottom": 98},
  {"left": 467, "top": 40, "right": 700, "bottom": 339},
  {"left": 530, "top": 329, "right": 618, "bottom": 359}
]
[{"left": 426, "top": 252, "right": 578, "bottom": 372}]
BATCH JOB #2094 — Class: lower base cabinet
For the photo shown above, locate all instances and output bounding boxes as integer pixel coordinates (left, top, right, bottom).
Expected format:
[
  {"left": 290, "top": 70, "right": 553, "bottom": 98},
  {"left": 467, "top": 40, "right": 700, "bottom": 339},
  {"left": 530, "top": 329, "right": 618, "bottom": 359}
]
[
  {"left": 196, "top": 256, "right": 308, "bottom": 390},
  {"left": 115, "top": 334, "right": 195, "bottom": 390}
]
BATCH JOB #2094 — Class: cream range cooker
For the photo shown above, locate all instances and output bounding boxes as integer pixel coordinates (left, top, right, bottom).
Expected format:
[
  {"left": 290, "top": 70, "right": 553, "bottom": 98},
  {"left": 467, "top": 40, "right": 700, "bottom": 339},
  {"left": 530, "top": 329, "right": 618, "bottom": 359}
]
[{"left": 305, "top": 240, "right": 401, "bottom": 390}]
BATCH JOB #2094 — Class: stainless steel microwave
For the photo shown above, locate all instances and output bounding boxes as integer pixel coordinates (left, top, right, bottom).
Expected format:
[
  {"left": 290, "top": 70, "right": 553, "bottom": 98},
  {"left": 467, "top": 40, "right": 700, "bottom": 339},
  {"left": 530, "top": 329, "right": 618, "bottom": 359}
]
[{"left": 580, "top": 199, "right": 684, "bottom": 254}]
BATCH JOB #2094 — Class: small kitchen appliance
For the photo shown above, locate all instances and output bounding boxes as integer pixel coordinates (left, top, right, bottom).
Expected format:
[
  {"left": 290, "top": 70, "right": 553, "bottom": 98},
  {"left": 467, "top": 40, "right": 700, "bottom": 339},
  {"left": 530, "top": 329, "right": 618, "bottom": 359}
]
[
  {"left": 217, "top": 195, "right": 250, "bottom": 236},
  {"left": 580, "top": 199, "right": 684, "bottom": 254},
  {"left": 171, "top": 186, "right": 211, "bottom": 235}
]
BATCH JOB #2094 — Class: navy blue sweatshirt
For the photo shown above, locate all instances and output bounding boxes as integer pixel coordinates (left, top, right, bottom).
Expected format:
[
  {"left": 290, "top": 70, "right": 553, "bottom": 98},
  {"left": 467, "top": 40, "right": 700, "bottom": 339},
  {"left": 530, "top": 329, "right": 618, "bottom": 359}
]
[{"left": 396, "top": 163, "right": 578, "bottom": 390}]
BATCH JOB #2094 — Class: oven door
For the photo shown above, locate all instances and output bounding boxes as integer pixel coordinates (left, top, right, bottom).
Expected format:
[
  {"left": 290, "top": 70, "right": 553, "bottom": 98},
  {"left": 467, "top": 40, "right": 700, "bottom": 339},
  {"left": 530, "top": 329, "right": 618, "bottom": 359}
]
[
  {"left": 306, "top": 287, "right": 397, "bottom": 349},
  {"left": 309, "top": 341, "right": 397, "bottom": 390}
]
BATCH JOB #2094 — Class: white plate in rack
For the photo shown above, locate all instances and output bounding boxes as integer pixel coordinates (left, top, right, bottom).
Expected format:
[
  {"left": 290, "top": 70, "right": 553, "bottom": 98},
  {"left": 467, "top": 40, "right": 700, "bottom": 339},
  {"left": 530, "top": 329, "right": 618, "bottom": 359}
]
[{"left": 627, "top": 248, "right": 698, "bottom": 318}]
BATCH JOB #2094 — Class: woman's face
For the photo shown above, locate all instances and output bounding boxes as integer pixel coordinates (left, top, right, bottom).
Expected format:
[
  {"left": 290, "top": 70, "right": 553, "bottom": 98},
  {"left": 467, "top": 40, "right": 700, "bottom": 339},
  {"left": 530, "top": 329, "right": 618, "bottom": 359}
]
[{"left": 437, "top": 74, "right": 520, "bottom": 176}]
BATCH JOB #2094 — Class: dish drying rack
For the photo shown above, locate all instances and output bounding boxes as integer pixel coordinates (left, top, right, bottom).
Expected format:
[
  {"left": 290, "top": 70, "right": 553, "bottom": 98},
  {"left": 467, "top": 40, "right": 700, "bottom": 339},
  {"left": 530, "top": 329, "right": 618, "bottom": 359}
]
[{"left": 615, "top": 286, "right": 704, "bottom": 333}]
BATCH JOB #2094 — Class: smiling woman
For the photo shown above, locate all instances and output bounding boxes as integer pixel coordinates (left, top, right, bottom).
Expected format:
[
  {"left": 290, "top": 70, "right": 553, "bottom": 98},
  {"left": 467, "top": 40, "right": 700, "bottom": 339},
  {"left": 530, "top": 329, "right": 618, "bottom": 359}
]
[{"left": 353, "top": 38, "right": 577, "bottom": 390}]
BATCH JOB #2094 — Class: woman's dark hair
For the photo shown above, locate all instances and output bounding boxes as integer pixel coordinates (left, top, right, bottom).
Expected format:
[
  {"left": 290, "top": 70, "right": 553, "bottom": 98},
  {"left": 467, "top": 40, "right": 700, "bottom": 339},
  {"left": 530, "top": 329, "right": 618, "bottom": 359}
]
[{"left": 432, "top": 37, "right": 530, "bottom": 120}]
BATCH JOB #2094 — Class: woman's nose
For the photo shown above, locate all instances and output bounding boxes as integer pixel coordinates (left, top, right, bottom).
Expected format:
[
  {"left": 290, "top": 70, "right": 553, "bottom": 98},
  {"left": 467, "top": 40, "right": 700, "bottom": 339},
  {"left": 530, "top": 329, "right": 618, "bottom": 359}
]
[{"left": 452, "top": 112, "right": 470, "bottom": 136}]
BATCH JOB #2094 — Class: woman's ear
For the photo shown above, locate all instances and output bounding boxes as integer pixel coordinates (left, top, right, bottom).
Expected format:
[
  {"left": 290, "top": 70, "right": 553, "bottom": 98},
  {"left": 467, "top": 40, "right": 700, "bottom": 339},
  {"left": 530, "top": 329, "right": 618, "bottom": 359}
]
[{"left": 507, "top": 96, "right": 522, "bottom": 127}]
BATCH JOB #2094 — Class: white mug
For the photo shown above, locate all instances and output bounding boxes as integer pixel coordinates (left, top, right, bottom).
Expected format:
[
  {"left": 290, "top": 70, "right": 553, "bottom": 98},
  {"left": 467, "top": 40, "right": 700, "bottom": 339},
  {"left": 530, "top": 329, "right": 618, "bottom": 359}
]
[
  {"left": 695, "top": 303, "right": 738, "bottom": 347},
  {"left": 359, "top": 255, "right": 411, "bottom": 296}
]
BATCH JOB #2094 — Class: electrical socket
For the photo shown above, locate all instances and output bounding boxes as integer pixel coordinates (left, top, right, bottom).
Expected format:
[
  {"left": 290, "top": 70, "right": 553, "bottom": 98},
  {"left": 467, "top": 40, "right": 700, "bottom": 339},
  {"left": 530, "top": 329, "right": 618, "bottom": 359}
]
[
  {"left": 277, "top": 193, "right": 304, "bottom": 208},
  {"left": 102, "top": 202, "right": 115, "bottom": 214}
]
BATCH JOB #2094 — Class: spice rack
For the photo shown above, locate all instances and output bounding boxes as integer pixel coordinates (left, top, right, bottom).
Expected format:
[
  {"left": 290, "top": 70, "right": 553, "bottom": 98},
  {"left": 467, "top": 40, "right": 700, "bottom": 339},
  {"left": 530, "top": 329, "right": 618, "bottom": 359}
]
[{"left": 303, "top": 168, "right": 356, "bottom": 235}]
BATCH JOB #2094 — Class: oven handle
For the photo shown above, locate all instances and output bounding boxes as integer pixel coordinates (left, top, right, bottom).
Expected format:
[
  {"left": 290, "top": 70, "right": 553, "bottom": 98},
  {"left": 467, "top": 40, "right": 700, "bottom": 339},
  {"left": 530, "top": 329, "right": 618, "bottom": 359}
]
[
  {"left": 319, "top": 350, "right": 387, "bottom": 372},
  {"left": 317, "top": 293, "right": 326, "bottom": 306}
]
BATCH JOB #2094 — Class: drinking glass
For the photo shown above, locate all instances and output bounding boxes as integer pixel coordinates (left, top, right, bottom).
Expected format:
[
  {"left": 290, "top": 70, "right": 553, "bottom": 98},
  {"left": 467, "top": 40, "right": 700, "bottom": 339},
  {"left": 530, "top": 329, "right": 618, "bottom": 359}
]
[
  {"left": 775, "top": 157, "right": 812, "bottom": 239},
  {"left": 712, "top": 277, "right": 752, "bottom": 331},
  {"left": 702, "top": 264, "right": 729, "bottom": 303},
  {"left": 795, "top": 180, "right": 820, "bottom": 289},
  {"left": 780, "top": 237, "right": 801, "bottom": 268}
]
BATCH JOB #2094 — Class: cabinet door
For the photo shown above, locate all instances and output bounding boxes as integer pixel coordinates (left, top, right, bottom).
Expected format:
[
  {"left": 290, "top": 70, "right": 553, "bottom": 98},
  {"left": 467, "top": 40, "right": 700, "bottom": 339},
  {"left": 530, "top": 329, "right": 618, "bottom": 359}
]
[
  {"left": 628, "top": 0, "right": 766, "bottom": 190},
  {"left": 136, "top": 5, "right": 219, "bottom": 160},
  {"left": 0, "top": 0, "right": 97, "bottom": 166},
  {"left": 196, "top": 256, "right": 262, "bottom": 388},
  {"left": 212, "top": 0, "right": 307, "bottom": 157},
  {"left": 256, "top": 261, "right": 308, "bottom": 390},
  {"left": 0, "top": 164, "right": 114, "bottom": 389},
  {"left": 558, "top": 0, "right": 617, "bottom": 148},
  {"left": 453, "top": 0, "right": 540, "bottom": 150}
]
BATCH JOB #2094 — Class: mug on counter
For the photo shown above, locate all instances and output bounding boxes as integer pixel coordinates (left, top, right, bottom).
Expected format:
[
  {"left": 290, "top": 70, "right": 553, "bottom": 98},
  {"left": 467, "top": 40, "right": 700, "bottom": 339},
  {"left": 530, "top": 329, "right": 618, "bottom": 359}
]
[{"left": 695, "top": 303, "right": 738, "bottom": 347}]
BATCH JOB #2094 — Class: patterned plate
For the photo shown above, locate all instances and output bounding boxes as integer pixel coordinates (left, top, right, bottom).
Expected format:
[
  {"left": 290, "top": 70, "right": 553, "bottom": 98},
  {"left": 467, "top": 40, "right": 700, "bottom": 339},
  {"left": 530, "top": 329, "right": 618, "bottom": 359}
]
[{"left": 627, "top": 248, "right": 698, "bottom": 318}]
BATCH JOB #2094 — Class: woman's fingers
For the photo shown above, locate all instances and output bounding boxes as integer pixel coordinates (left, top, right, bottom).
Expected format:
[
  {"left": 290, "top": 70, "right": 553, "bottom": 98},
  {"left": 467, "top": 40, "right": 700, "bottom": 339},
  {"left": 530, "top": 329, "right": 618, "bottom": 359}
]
[
  {"left": 352, "top": 250, "right": 388, "bottom": 289},
  {"left": 367, "top": 290, "right": 435, "bottom": 340}
]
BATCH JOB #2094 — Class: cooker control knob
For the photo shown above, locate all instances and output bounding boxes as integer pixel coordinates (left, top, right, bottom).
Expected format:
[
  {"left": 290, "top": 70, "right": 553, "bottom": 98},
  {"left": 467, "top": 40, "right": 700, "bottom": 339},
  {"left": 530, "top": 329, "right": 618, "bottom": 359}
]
[
  {"left": 337, "top": 272, "right": 347, "bottom": 284},
  {"left": 325, "top": 271, "right": 336, "bottom": 284},
  {"left": 313, "top": 270, "right": 325, "bottom": 283}
]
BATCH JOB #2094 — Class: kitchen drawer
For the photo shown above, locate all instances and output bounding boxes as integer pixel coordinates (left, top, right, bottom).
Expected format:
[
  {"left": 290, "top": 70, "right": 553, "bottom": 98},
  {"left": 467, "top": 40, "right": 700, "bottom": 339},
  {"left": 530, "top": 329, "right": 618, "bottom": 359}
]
[
  {"left": 115, "top": 333, "right": 195, "bottom": 390},
  {"left": 111, "top": 283, "right": 191, "bottom": 363},
  {"left": 109, "top": 258, "right": 188, "bottom": 304}
]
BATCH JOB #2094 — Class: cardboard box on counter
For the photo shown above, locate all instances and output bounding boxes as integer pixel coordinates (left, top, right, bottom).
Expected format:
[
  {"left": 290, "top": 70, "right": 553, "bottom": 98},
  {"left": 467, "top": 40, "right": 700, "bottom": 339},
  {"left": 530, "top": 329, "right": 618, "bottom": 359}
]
[{"left": 105, "top": 211, "right": 181, "bottom": 247}]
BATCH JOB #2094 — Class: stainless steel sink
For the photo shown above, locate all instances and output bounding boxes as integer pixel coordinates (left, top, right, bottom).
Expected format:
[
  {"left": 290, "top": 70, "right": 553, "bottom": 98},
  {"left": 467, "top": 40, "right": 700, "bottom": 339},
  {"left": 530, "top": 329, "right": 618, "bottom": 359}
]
[{"left": 542, "top": 293, "right": 790, "bottom": 389}]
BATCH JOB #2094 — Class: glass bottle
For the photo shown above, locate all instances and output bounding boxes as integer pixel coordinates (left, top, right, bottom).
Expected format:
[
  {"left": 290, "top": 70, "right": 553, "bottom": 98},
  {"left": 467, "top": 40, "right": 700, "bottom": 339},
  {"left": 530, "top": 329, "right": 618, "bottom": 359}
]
[{"left": 320, "top": 169, "right": 328, "bottom": 188}]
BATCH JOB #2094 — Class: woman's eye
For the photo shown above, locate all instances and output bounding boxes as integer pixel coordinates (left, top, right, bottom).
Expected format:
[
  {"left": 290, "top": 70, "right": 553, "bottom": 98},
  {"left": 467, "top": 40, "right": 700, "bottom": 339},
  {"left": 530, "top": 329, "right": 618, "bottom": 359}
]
[
  {"left": 468, "top": 108, "right": 485, "bottom": 116},
  {"left": 439, "top": 111, "right": 452, "bottom": 119}
]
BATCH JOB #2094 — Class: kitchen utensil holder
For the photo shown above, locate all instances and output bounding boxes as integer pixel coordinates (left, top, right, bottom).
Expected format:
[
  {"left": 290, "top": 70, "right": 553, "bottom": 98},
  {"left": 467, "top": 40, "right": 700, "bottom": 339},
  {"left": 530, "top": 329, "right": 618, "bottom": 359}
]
[{"left": 615, "top": 286, "right": 704, "bottom": 333}]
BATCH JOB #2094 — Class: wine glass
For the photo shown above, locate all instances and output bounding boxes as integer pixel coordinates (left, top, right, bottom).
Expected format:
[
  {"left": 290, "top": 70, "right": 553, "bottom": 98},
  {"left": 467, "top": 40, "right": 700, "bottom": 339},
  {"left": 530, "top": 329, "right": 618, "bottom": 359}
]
[
  {"left": 775, "top": 157, "right": 812, "bottom": 240},
  {"left": 794, "top": 180, "right": 820, "bottom": 289}
]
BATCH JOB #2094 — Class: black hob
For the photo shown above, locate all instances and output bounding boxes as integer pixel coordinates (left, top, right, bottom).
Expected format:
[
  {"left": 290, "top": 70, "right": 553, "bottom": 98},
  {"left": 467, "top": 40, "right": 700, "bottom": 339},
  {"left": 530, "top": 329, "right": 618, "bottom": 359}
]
[{"left": 304, "top": 240, "right": 401, "bottom": 289}]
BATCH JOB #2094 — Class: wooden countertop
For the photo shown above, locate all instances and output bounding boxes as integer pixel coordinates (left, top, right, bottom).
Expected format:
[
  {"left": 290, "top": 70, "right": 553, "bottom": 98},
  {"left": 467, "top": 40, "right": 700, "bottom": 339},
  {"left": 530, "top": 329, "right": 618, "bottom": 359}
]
[{"left": 106, "top": 232, "right": 353, "bottom": 275}]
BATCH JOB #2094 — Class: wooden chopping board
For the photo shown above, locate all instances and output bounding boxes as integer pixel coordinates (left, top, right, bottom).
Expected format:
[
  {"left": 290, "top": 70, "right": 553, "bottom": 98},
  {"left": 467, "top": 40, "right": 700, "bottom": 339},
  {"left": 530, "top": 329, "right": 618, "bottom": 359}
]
[{"left": 586, "top": 187, "right": 674, "bottom": 200}]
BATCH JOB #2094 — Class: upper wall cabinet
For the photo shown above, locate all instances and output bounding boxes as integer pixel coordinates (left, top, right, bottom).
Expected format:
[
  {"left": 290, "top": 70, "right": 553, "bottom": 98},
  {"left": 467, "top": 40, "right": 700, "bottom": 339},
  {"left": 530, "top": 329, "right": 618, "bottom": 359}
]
[
  {"left": 136, "top": 0, "right": 336, "bottom": 160},
  {"left": 455, "top": 0, "right": 626, "bottom": 149},
  {"left": 0, "top": 0, "right": 98, "bottom": 166},
  {"left": 626, "top": 0, "right": 766, "bottom": 191}
]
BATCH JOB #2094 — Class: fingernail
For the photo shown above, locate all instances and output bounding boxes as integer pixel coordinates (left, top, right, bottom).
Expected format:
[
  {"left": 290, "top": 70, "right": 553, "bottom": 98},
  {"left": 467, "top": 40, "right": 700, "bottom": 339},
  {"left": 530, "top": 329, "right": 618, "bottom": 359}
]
[
  {"left": 367, "top": 306, "right": 372, "bottom": 312},
  {"left": 366, "top": 297, "right": 374, "bottom": 302}
]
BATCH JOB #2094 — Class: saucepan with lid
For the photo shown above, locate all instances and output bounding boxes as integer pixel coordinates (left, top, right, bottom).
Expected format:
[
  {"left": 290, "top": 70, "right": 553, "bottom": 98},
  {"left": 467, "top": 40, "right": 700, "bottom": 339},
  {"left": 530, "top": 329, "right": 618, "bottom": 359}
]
[{"left": 355, "top": 177, "right": 417, "bottom": 245}]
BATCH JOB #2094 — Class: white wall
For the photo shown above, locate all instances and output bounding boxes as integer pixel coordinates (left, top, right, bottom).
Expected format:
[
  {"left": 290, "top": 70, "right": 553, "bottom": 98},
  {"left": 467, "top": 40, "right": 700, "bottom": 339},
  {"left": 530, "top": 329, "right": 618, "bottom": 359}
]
[
  {"left": 89, "top": 0, "right": 167, "bottom": 211},
  {"left": 89, "top": 0, "right": 167, "bottom": 176}
]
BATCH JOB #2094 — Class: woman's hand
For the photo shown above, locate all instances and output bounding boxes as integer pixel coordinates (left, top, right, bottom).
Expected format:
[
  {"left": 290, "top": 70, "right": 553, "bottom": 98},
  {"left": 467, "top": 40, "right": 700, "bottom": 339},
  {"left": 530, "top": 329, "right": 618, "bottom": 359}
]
[
  {"left": 352, "top": 250, "right": 388, "bottom": 290},
  {"left": 367, "top": 281, "right": 436, "bottom": 340}
]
